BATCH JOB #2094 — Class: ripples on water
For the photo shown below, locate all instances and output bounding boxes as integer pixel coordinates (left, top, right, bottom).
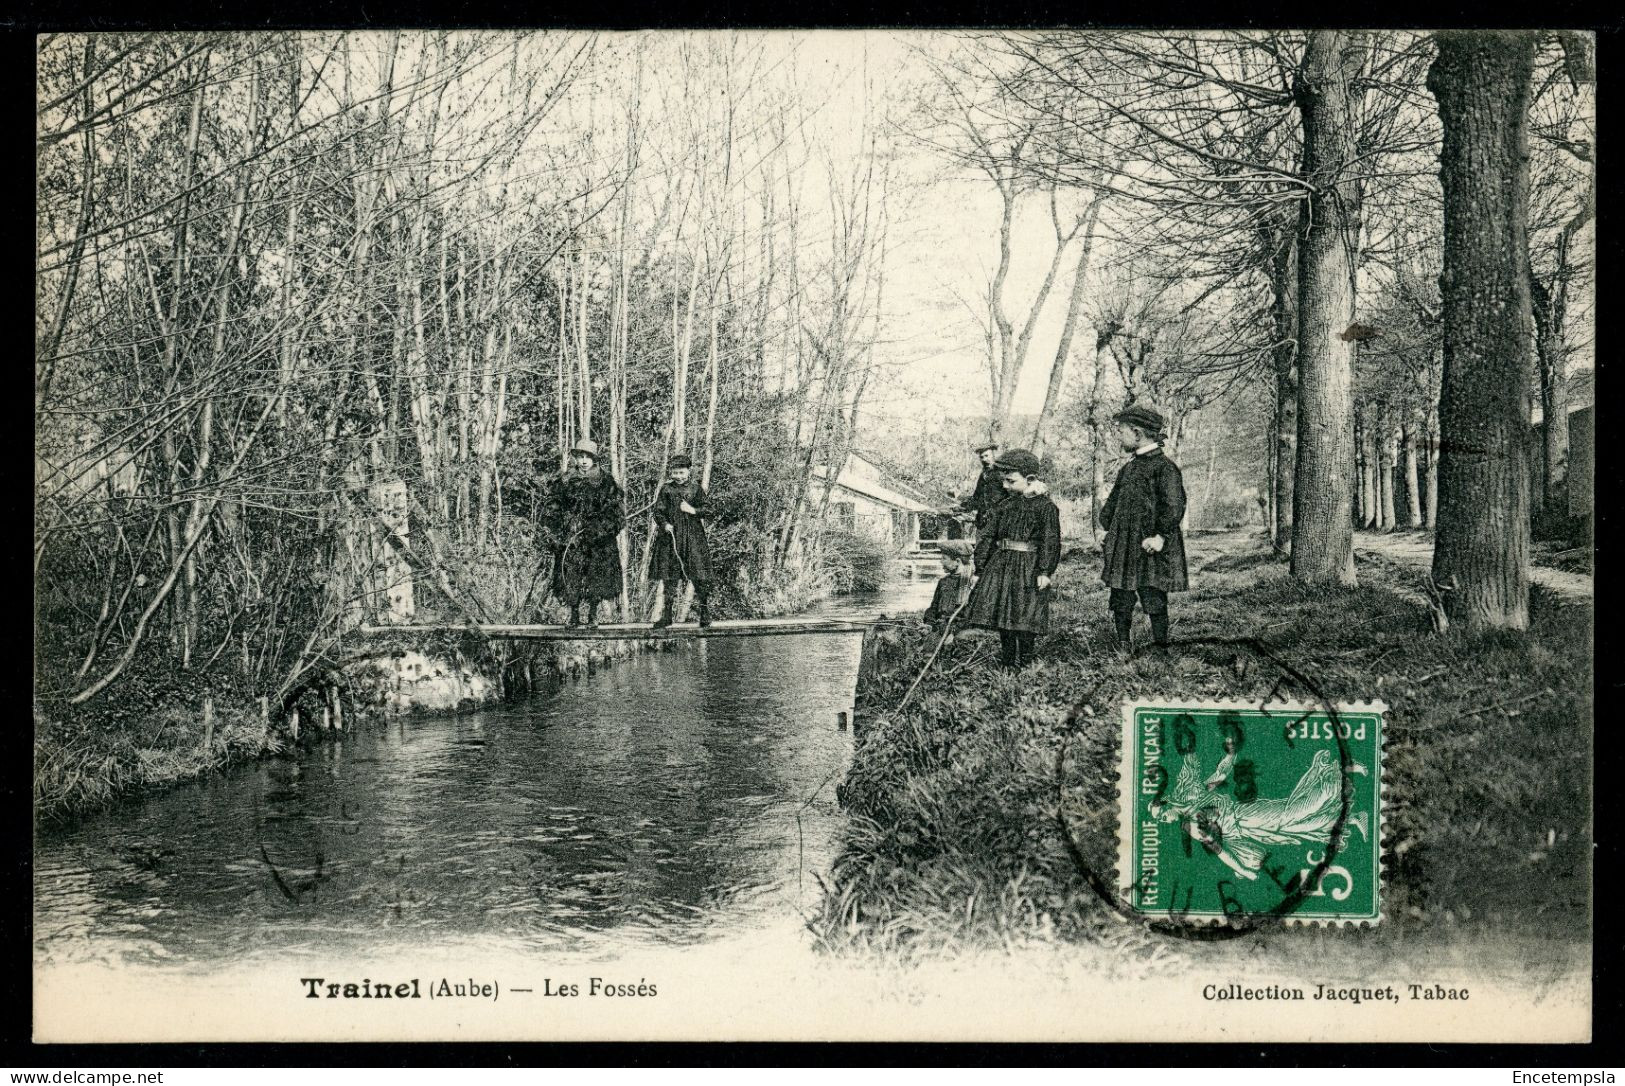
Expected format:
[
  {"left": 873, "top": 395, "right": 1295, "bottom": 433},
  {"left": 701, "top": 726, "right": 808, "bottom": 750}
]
[{"left": 34, "top": 578, "right": 939, "bottom": 970}]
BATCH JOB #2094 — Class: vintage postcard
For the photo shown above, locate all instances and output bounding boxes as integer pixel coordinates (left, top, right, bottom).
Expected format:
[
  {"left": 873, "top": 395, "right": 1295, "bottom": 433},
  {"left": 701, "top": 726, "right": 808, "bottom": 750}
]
[{"left": 33, "top": 27, "right": 1593, "bottom": 1044}]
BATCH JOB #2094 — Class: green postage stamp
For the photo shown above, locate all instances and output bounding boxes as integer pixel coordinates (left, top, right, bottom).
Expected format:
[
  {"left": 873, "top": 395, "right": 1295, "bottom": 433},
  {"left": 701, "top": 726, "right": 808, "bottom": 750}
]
[{"left": 1117, "top": 698, "right": 1386, "bottom": 926}]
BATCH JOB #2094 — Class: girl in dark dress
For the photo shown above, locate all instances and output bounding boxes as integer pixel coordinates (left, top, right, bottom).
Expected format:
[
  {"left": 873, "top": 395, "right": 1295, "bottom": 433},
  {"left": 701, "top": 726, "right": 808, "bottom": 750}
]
[
  {"left": 548, "top": 438, "right": 625, "bottom": 628},
  {"left": 1099, "top": 404, "right": 1189, "bottom": 651},
  {"left": 962, "top": 448, "right": 1063, "bottom": 669},
  {"left": 649, "top": 453, "right": 715, "bottom": 628}
]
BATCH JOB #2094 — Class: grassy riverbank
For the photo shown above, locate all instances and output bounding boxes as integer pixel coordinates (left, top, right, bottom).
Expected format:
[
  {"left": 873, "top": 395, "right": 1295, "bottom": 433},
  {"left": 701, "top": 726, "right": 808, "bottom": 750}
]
[
  {"left": 34, "top": 627, "right": 649, "bottom": 824},
  {"left": 815, "top": 530, "right": 1592, "bottom": 966},
  {"left": 34, "top": 670, "right": 285, "bottom": 823}
]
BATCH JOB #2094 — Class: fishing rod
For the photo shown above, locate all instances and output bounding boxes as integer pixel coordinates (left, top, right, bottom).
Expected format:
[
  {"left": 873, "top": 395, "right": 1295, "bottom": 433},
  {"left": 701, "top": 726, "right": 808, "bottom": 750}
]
[
  {"left": 893, "top": 594, "right": 970, "bottom": 714},
  {"left": 658, "top": 479, "right": 703, "bottom": 617}
]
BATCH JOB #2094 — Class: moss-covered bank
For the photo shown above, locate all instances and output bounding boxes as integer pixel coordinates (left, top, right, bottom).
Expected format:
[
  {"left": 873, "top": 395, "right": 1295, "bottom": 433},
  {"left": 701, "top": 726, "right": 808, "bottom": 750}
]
[{"left": 815, "top": 530, "right": 1592, "bottom": 967}]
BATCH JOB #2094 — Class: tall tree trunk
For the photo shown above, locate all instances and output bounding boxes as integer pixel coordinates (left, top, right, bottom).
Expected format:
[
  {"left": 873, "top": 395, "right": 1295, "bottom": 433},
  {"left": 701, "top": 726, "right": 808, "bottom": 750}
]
[
  {"left": 1201, "top": 440, "right": 1219, "bottom": 531},
  {"left": 613, "top": 169, "right": 632, "bottom": 621},
  {"left": 995, "top": 189, "right": 1071, "bottom": 431},
  {"left": 277, "top": 45, "right": 304, "bottom": 431},
  {"left": 1425, "top": 404, "right": 1441, "bottom": 530},
  {"left": 1087, "top": 333, "right": 1112, "bottom": 540},
  {"left": 1265, "top": 416, "right": 1277, "bottom": 538},
  {"left": 1402, "top": 418, "right": 1424, "bottom": 528},
  {"left": 38, "top": 40, "right": 100, "bottom": 414},
  {"left": 1033, "top": 196, "right": 1103, "bottom": 454},
  {"left": 557, "top": 268, "right": 570, "bottom": 470},
  {"left": 184, "top": 61, "right": 259, "bottom": 667},
  {"left": 576, "top": 244, "right": 592, "bottom": 440},
  {"left": 1271, "top": 233, "right": 1298, "bottom": 552},
  {"left": 165, "top": 60, "right": 207, "bottom": 662},
  {"left": 673, "top": 256, "right": 701, "bottom": 448},
  {"left": 1427, "top": 30, "right": 1537, "bottom": 632},
  {"left": 1529, "top": 170, "right": 1590, "bottom": 519},
  {"left": 1530, "top": 272, "right": 1569, "bottom": 518},
  {"left": 1355, "top": 408, "right": 1375, "bottom": 528},
  {"left": 455, "top": 240, "right": 474, "bottom": 530},
  {"left": 1289, "top": 30, "right": 1361, "bottom": 586},
  {"left": 1377, "top": 405, "right": 1397, "bottom": 531},
  {"left": 987, "top": 179, "right": 1018, "bottom": 437}
]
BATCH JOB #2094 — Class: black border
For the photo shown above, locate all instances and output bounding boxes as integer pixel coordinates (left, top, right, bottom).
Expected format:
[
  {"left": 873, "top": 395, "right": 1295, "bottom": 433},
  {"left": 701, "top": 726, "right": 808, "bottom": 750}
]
[{"left": 11, "top": 1, "right": 1619, "bottom": 1066}]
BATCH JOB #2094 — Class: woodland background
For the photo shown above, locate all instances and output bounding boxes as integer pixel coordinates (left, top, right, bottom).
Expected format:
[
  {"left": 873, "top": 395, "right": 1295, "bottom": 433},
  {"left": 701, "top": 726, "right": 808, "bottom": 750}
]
[{"left": 36, "top": 29, "right": 1593, "bottom": 756}]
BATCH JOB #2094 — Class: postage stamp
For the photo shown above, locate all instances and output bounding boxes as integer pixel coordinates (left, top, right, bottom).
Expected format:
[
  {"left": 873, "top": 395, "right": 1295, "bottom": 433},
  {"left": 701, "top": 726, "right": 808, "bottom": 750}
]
[{"left": 1116, "top": 698, "right": 1387, "bottom": 926}]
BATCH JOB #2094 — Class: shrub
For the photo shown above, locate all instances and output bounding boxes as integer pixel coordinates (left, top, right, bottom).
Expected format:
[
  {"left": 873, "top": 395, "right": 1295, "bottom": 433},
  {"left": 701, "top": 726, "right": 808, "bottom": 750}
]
[{"left": 820, "top": 527, "right": 889, "bottom": 593}]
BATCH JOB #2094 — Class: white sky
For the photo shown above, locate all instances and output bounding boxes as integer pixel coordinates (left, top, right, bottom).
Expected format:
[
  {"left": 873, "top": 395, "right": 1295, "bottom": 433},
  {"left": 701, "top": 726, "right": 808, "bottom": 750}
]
[
  {"left": 775, "top": 31, "right": 1090, "bottom": 433},
  {"left": 523, "top": 30, "right": 1081, "bottom": 437}
]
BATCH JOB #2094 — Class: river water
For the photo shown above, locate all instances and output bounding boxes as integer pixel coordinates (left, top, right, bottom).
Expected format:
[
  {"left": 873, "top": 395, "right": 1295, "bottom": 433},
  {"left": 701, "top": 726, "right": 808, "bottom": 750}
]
[{"left": 33, "top": 578, "right": 937, "bottom": 972}]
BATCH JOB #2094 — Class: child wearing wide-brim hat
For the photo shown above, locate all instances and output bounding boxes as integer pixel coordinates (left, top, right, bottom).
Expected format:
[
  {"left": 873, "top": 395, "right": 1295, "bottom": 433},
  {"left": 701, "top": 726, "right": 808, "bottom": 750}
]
[
  {"left": 1100, "top": 404, "right": 1188, "bottom": 652},
  {"left": 959, "top": 448, "right": 1063, "bottom": 669},
  {"left": 548, "top": 437, "right": 624, "bottom": 628}
]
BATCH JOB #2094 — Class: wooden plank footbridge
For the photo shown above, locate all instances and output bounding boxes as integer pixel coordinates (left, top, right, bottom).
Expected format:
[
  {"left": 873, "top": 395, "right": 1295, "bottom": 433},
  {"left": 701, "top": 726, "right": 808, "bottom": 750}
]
[
  {"left": 358, "top": 617, "right": 878, "bottom": 641},
  {"left": 358, "top": 616, "right": 890, "bottom": 676},
  {"left": 356, "top": 617, "right": 899, "bottom": 725}
]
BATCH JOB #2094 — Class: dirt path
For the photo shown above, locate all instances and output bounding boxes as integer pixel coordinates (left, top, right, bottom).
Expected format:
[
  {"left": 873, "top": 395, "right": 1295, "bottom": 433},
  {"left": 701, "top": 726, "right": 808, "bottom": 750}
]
[{"left": 1354, "top": 530, "right": 1593, "bottom": 604}]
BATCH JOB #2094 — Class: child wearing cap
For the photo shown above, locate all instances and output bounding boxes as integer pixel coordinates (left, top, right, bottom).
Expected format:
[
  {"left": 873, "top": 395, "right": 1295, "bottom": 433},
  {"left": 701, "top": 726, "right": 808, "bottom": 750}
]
[
  {"left": 650, "top": 453, "right": 714, "bottom": 628},
  {"left": 961, "top": 448, "right": 1062, "bottom": 669},
  {"left": 1100, "top": 405, "right": 1188, "bottom": 652},
  {"left": 923, "top": 540, "right": 976, "bottom": 630}
]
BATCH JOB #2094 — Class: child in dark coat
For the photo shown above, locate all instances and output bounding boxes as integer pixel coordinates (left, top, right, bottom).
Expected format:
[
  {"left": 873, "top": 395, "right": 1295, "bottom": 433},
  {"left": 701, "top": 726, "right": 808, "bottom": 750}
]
[
  {"left": 650, "top": 453, "right": 714, "bottom": 628},
  {"left": 1099, "top": 405, "right": 1189, "bottom": 651},
  {"left": 547, "top": 438, "right": 625, "bottom": 629},
  {"left": 962, "top": 448, "right": 1063, "bottom": 669},
  {"left": 923, "top": 540, "right": 975, "bottom": 630}
]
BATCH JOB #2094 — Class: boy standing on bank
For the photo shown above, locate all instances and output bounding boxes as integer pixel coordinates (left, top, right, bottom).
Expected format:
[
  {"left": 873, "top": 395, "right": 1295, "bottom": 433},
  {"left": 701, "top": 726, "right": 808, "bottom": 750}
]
[{"left": 1099, "top": 405, "right": 1188, "bottom": 652}]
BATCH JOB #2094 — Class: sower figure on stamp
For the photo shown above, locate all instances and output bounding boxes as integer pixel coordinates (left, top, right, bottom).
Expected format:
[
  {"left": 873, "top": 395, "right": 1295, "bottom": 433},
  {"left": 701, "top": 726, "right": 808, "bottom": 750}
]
[
  {"left": 953, "top": 441, "right": 1006, "bottom": 539},
  {"left": 962, "top": 449, "right": 1062, "bottom": 670},
  {"left": 1099, "top": 404, "right": 1188, "bottom": 653},
  {"left": 550, "top": 438, "right": 625, "bottom": 629},
  {"left": 650, "top": 453, "right": 714, "bottom": 629}
]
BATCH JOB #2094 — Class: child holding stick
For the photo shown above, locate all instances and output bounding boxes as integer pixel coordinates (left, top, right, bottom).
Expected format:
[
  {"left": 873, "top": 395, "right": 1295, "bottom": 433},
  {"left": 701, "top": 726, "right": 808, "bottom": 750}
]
[{"left": 923, "top": 539, "right": 976, "bottom": 631}]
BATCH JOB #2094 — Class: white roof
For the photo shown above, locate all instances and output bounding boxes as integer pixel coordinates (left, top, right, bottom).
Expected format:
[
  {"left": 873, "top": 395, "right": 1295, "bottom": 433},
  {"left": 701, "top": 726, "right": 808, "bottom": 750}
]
[{"left": 810, "top": 462, "right": 936, "bottom": 513}]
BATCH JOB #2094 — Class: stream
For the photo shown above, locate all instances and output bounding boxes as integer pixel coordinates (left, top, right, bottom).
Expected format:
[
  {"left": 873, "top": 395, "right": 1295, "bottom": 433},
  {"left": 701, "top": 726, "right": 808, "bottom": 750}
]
[{"left": 33, "top": 576, "right": 937, "bottom": 971}]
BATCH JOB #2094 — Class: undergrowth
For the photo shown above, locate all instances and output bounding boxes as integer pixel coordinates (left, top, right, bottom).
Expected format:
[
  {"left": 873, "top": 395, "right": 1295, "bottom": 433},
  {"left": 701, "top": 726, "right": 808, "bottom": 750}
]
[{"left": 815, "top": 531, "right": 1592, "bottom": 966}]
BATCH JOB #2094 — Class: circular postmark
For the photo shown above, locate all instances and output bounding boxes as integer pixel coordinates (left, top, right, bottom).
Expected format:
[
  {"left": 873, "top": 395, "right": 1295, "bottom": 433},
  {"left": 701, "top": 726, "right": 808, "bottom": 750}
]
[{"left": 1054, "top": 635, "right": 1384, "bottom": 940}]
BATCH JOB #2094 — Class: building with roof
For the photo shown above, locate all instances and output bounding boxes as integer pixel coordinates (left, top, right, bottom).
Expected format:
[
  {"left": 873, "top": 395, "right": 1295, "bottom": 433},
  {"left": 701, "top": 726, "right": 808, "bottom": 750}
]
[{"left": 810, "top": 450, "right": 941, "bottom": 550}]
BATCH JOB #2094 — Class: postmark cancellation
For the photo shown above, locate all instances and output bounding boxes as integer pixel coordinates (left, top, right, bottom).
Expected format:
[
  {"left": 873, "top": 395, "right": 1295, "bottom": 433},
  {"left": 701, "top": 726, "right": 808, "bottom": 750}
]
[{"left": 1115, "top": 698, "right": 1387, "bottom": 927}]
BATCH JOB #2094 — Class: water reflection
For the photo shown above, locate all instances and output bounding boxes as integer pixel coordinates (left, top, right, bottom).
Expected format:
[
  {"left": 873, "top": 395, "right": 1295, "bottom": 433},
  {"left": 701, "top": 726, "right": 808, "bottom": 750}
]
[{"left": 34, "top": 578, "right": 937, "bottom": 970}]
